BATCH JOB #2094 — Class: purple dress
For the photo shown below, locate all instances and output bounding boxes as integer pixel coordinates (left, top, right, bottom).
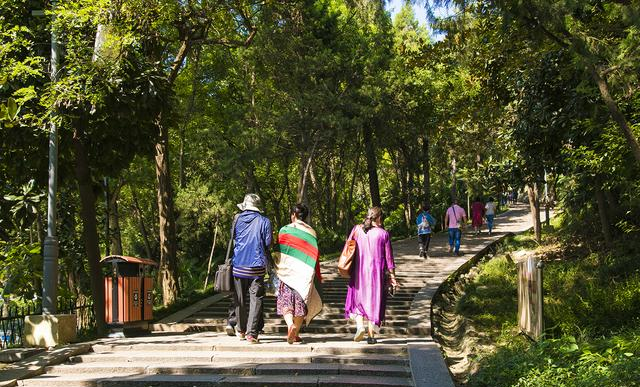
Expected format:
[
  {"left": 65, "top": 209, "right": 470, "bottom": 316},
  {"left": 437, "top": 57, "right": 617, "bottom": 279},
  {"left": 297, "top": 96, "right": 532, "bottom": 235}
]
[{"left": 344, "top": 225, "right": 395, "bottom": 326}]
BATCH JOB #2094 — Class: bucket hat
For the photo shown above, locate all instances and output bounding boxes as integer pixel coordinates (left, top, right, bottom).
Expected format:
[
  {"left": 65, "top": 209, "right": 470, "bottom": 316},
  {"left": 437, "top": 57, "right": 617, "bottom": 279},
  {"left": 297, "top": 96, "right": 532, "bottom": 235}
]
[{"left": 237, "top": 193, "right": 263, "bottom": 213}]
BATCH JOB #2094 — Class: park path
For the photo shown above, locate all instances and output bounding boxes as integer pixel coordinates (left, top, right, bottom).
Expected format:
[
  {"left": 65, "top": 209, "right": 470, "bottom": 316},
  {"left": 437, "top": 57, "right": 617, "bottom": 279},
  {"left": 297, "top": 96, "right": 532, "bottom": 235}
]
[{"left": 15, "top": 205, "right": 535, "bottom": 387}]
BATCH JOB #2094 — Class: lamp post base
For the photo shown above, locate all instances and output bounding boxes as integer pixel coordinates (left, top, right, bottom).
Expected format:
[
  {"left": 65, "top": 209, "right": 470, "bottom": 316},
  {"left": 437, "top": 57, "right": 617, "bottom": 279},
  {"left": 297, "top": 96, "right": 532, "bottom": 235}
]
[{"left": 23, "top": 314, "right": 77, "bottom": 348}]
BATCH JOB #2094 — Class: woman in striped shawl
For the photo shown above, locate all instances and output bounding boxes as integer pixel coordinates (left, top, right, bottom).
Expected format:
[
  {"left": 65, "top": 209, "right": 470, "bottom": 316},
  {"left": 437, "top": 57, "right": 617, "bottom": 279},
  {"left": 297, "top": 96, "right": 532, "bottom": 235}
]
[{"left": 273, "top": 203, "right": 323, "bottom": 344}]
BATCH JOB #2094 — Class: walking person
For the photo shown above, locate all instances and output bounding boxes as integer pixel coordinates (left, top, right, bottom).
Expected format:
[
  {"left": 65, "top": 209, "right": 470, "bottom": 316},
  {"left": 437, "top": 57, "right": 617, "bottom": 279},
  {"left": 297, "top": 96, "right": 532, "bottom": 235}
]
[
  {"left": 344, "top": 207, "right": 398, "bottom": 344},
  {"left": 273, "top": 204, "right": 323, "bottom": 344},
  {"left": 444, "top": 199, "right": 467, "bottom": 256},
  {"left": 471, "top": 197, "right": 485, "bottom": 235},
  {"left": 416, "top": 204, "right": 436, "bottom": 258},
  {"left": 485, "top": 197, "right": 497, "bottom": 236},
  {"left": 231, "top": 194, "right": 272, "bottom": 344}
]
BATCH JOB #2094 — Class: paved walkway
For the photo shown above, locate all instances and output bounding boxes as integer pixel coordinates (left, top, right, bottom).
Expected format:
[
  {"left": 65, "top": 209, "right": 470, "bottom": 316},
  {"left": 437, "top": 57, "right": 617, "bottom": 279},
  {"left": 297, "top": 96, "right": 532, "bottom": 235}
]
[{"left": 3, "top": 205, "right": 536, "bottom": 387}]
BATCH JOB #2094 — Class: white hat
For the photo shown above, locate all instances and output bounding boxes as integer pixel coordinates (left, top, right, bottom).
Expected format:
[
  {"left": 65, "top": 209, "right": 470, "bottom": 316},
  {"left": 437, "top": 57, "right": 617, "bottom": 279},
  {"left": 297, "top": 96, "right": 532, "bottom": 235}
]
[{"left": 237, "top": 193, "right": 263, "bottom": 213}]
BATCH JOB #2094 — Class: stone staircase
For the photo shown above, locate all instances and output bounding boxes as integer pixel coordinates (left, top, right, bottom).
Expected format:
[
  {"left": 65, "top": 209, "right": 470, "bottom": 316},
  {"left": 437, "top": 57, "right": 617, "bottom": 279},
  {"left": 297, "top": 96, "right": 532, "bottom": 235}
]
[{"left": 19, "top": 253, "right": 442, "bottom": 387}]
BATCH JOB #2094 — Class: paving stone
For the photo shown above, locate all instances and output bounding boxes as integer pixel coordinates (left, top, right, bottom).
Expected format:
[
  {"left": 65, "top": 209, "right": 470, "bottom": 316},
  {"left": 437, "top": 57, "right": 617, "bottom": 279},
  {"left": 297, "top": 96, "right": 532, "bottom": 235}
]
[
  {"left": 99, "top": 374, "right": 224, "bottom": 387},
  {"left": 318, "top": 375, "right": 413, "bottom": 386},
  {"left": 217, "top": 375, "right": 318, "bottom": 387}
]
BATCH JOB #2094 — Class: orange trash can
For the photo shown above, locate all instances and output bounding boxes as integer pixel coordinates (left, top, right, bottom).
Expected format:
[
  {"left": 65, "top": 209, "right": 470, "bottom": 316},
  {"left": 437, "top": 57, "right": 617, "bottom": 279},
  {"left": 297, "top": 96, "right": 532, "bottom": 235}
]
[{"left": 102, "top": 255, "right": 157, "bottom": 328}]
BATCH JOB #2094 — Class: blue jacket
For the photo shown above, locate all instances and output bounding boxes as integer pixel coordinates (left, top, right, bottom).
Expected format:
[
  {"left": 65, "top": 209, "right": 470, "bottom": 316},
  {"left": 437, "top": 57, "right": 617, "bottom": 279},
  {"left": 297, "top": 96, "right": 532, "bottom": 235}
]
[
  {"left": 416, "top": 211, "right": 436, "bottom": 235},
  {"left": 232, "top": 210, "right": 272, "bottom": 271}
]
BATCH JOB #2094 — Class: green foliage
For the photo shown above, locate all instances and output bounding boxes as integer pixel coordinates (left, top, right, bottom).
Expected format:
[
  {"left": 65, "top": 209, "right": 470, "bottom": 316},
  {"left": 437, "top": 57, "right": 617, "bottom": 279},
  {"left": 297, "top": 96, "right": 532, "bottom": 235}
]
[
  {"left": 469, "top": 332, "right": 640, "bottom": 387},
  {"left": 3, "top": 179, "right": 43, "bottom": 230},
  {"left": 0, "top": 240, "right": 41, "bottom": 301},
  {"left": 455, "top": 230, "right": 640, "bottom": 387}
]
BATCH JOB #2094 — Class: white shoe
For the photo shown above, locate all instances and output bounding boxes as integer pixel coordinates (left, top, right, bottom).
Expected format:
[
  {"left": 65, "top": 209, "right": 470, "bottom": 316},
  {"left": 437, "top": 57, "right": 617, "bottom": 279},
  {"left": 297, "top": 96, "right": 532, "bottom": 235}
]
[
  {"left": 354, "top": 327, "right": 366, "bottom": 342},
  {"left": 225, "top": 325, "right": 235, "bottom": 336}
]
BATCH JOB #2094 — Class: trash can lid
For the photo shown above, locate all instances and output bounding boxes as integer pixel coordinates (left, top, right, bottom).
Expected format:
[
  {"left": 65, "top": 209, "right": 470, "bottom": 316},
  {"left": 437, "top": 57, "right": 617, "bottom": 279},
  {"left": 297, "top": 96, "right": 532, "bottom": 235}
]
[{"left": 101, "top": 255, "right": 158, "bottom": 266}]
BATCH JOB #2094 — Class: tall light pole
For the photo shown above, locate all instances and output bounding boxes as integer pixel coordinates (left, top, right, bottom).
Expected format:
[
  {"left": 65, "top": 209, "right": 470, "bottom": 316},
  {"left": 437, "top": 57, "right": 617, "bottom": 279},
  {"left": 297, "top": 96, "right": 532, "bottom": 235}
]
[{"left": 42, "top": 1, "right": 60, "bottom": 315}]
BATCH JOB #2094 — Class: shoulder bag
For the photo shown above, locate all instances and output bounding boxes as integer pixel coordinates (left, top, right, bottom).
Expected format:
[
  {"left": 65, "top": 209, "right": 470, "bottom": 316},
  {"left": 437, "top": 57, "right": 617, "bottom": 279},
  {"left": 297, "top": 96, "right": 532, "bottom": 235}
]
[
  {"left": 214, "top": 214, "right": 239, "bottom": 293},
  {"left": 338, "top": 226, "right": 359, "bottom": 278}
]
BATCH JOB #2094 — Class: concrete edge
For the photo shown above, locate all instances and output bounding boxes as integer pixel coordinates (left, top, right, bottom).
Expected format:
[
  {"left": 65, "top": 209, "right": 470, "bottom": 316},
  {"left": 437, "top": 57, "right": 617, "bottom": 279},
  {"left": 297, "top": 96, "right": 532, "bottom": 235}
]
[
  {"left": 409, "top": 342, "right": 455, "bottom": 387},
  {"left": 0, "top": 341, "right": 92, "bottom": 385},
  {"left": 406, "top": 232, "right": 516, "bottom": 387},
  {"left": 156, "top": 293, "right": 228, "bottom": 325}
]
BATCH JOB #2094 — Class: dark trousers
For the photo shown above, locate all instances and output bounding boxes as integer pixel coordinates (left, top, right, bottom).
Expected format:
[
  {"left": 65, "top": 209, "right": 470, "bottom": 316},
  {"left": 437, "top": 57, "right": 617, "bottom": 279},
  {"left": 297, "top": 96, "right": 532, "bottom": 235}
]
[
  {"left": 233, "top": 276, "right": 265, "bottom": 337},
  {"left": 418, "top": 233, "right": 431, "bottom": 253},
  {"left": 228, "top": 289, "right": 264, "bottom": 331}
]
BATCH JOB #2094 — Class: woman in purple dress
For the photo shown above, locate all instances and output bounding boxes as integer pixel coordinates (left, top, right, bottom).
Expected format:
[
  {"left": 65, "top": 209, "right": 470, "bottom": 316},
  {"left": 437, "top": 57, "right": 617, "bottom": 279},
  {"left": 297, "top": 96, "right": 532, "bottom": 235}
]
[{"left": 344, "top": 207, "right": 398, "bottom": 344}]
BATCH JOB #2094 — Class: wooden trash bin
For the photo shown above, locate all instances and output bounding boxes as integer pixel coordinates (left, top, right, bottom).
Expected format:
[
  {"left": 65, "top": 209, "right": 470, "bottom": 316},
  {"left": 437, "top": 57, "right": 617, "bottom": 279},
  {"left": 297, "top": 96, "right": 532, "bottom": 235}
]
[{"left": 102, "top": 255, "right": 157, "bottom": 334}]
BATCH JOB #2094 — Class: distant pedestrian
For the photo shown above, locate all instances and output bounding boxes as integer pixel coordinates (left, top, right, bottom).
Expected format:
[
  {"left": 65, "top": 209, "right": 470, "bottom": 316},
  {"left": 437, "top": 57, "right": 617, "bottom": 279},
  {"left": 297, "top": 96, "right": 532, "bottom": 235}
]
[
  {"left": 471, "top": 197, "right": 485, "bottom": 235},
  {"left": 344, "top": 207, "right": 397, "bottom": 344},
  {"left": 485, "top": 197, "right": 497, "bottom": 235},
  {"left": 231, "top": 194, "right": 272, "bottom": 344},
  {"left": 444, "top": 199, "right": 467, "bottom": 256},
  {"left": 273, "top": 203, "right": 323, "bottom": 345},
  {"left": 416, "top": 204, "right": 436, "bottom": 258}
]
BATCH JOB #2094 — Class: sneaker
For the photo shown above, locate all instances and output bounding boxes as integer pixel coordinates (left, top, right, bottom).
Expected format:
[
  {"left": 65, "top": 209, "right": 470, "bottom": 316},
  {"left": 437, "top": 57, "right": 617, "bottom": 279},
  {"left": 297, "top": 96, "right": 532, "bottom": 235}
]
[
  {"left": 353, "top": 327, "right": 366, "bottom": 342},
  {"left": 294, "top": 335, "right": 304, "bottom": 344},
  {"left": 236, "top": 329, "right": 246, "bottom": 339},
  {"left": 246, "top": 335, "right": 260, "bottom": 344},
  {"left": 448, "top": 246, "right": 453, "bottom": 253},
  {"left": 225, "top": 325, "right": 235, "bottom": 336},
  {"left": 366, "top": 336, "right": 377, "bottom": 345}
]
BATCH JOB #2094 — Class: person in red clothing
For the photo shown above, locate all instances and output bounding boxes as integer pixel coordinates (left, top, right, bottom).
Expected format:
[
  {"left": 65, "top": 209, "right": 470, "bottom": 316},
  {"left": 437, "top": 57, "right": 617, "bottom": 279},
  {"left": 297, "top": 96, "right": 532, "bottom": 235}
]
[{"left": 471, "top": 197, "right": 485, "bottom": 235}]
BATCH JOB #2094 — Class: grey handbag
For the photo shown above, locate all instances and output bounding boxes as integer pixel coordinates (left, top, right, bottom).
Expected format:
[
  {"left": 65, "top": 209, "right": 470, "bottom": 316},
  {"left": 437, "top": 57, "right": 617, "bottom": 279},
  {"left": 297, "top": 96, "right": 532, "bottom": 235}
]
[{"left": 214, "top": 214, "right": 239, "bottom": 293}]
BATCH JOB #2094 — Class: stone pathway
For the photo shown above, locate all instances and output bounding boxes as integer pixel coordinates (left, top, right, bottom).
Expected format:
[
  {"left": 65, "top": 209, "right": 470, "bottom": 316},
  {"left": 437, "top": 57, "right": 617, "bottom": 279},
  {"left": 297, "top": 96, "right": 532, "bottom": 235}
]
[{"left": 11, "top": 205, "right": 536, "bottom": 387}]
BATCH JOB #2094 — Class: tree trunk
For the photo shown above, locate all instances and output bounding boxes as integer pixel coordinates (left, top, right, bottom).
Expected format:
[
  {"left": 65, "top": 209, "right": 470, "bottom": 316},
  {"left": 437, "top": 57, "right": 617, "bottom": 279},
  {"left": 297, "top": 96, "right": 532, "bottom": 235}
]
[
  {"left": 589, "top": 64, "right": 640, "bottom": 164},
  {"left": 407, "top": 168, "right": 415, "bottom": 224},
  {"left": 604, "top": 187, "right": 620, "bottom": 222},
  {"left": 297, "top": 139, "right": 318, "bottom": 206},
  {"left": 203, "top": 221, "right": 219, "bottom": 291},
  {"left": 363, "top": 126, "right": 381, "bottom": 207},
  {"left": 527, "top": 184, "right": 542, "bottom": 242},
  {"left": 450, "top": 155, "right": 457, "bottom": 201},
  {"left": 422, "top": 135, "right": 431, "bottom": 206},
  {"left": 72, "top": 124, "right": 107, "bottom": 336},
  {"left": 108, "top": 180, "right": 123, "bottom": 255},
  {"left": 130, "top": 186, "right": 153, "bottom": 259},
  {"left": 594, "top": 180, "right": 613, "bottom": 248},
  {"left": 155, "top": 116, "right": 179, "bottom": 306},
  {"left": 345, "top": 151, "right": 362, "bottom": 234}
]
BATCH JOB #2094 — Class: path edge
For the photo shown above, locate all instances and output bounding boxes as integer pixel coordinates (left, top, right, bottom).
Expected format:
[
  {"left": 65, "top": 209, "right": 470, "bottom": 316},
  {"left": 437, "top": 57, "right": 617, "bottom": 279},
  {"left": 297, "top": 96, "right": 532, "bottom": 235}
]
[{"left": 409, "top": 232, "right": 515, "bottom": 387}]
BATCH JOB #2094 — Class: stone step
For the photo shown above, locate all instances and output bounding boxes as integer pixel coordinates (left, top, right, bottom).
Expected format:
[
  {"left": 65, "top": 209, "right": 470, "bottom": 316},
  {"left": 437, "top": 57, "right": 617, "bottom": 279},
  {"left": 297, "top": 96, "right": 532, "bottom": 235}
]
[
  {"left": 45, "top": 362, "right": 410, "bottom": 378},
  {"left": 91, "top": 343, "right": 407, "bottom": 355},
  {"left": 69, "top": 351, "right": 407, "bottom": 366},
  {"left": 201, "top": 304, "right": 412, "bottom": 313},
  {"left": 184, "top": 316, "right": 408, "bottom": 332},
  {"left": 183, "top": 317, "right": 410, "bottom": 326},
  {"left": 84, "top": 374, "right": 412, "bottom": 387},
  {"left": 19, "top": 373, "right": 137, "bottom": 387},
  {"left": 70, "top": 351, "right": 311, "bottom": 364},
  {"left": 160, "top": 323, "right": 410, "bottom": 336}
]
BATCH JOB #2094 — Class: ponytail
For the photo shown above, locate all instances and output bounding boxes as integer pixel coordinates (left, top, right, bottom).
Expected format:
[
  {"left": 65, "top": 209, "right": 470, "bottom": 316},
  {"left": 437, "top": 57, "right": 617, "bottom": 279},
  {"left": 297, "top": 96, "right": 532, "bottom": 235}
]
[{"left": 362, "top": 206, "right": 383, "bottom": 233}]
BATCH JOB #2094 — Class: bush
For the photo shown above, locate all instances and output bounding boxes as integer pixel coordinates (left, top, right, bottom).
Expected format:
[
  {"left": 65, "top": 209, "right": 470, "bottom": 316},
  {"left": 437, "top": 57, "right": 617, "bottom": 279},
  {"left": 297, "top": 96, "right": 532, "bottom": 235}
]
[{"left": 461, "top": 230, "right": 640, "bottom": 387}]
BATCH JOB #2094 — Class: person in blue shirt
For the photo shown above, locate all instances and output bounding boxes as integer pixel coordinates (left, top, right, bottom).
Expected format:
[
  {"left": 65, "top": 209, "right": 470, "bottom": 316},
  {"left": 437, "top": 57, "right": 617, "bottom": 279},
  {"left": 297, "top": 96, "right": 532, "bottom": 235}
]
[
  {"left": 231, "top": 194, "right": 272, "bottom": 344},
  {"left": 416, "top": 204, "right": 436, "bottom": 259}
]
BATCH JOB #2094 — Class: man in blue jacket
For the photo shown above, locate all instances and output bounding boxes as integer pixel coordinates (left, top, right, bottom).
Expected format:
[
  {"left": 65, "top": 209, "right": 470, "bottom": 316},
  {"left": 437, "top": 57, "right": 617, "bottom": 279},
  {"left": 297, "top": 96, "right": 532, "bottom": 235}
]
[{"left": 232, "top": 194, "right": 272, "bottom": 344}]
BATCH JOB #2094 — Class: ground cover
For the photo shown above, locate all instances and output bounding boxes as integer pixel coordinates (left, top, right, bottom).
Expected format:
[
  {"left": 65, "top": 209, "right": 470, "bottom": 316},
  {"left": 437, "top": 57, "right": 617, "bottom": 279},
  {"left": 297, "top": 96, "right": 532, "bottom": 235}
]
[{"left": 435, "top": 223, "right": 640, "bottom": 387}]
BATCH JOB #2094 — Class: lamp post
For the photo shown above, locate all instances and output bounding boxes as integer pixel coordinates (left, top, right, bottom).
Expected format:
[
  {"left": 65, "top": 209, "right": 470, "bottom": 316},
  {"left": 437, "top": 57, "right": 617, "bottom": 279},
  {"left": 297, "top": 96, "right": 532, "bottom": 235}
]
[{"left": 41, "top": 1, "right": 60, "bottom": 315}]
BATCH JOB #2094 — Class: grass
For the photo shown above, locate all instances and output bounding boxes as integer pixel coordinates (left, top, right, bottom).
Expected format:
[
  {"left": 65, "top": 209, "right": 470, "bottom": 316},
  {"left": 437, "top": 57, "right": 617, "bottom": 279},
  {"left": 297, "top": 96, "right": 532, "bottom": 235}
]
[{"left": 453, "top": 225, "right": 640, "bottom": 387}]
